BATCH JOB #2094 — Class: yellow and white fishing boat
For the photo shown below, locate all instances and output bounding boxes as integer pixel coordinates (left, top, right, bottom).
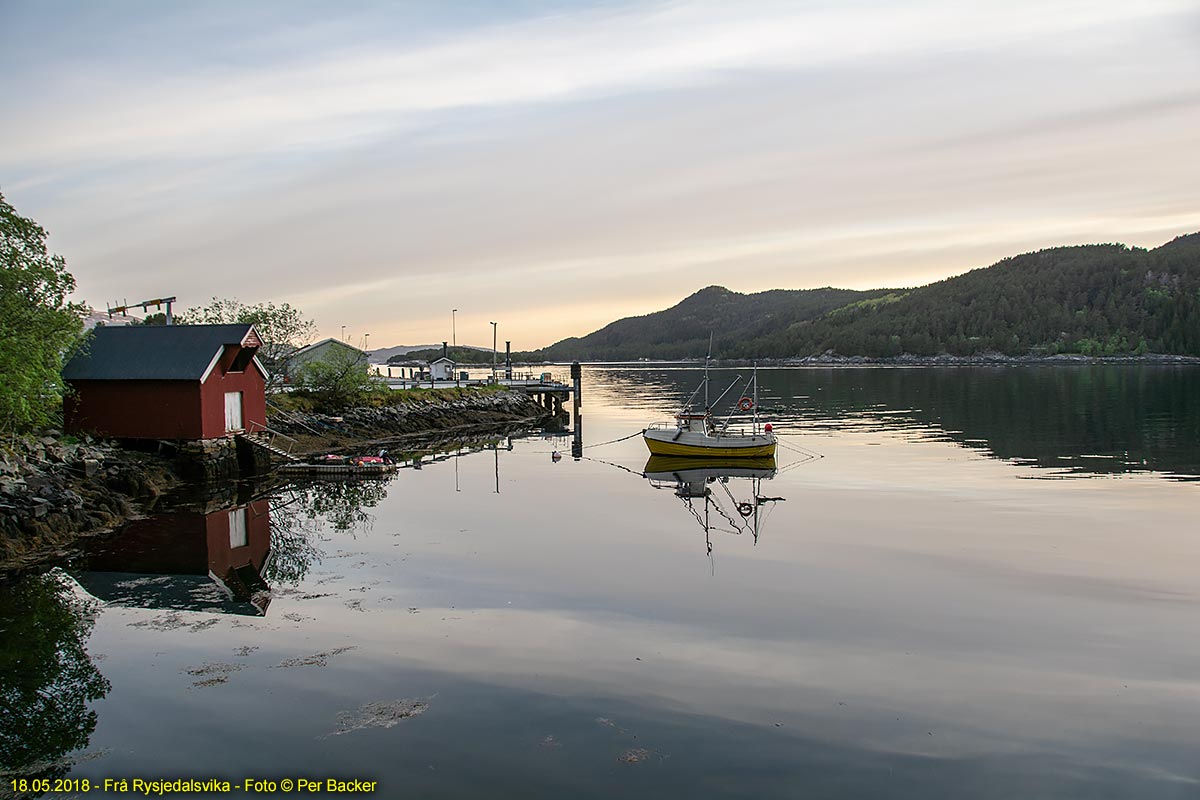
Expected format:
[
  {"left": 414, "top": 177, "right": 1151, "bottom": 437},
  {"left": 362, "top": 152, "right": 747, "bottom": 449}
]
[{"left": 643, "top": 361, "right": 776, "bottom": 458}]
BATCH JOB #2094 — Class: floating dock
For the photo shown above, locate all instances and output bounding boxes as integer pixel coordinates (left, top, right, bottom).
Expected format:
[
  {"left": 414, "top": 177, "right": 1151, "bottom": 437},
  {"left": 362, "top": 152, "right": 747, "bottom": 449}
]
[{"left": 277, "top": 462, "right": 400, "bottom": 475}]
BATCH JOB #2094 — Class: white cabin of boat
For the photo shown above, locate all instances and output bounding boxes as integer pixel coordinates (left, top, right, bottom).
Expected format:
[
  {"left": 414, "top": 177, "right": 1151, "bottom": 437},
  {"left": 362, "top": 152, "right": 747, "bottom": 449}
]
[{"left": 676, "top": 412, "right": 711, "bottom": 434}]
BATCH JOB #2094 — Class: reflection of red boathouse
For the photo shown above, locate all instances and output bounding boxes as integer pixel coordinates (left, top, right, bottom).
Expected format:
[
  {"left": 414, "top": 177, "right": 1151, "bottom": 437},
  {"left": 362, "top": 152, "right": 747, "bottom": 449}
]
[{"left": 73, "top": 500, "right": 274, "bottom": 616}]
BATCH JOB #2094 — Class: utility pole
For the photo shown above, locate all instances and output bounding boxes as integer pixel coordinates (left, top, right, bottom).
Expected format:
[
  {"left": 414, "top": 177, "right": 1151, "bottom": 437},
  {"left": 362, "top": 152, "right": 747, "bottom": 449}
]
[{"left": 452, "top": 309, "right": 457, "bottom": 348}]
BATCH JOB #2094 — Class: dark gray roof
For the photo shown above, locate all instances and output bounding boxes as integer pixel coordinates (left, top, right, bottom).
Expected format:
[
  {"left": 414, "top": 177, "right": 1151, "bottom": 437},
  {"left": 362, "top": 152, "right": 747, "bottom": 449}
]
[{"left": 63, "top": 324, "right": 256, "bottom": 381}]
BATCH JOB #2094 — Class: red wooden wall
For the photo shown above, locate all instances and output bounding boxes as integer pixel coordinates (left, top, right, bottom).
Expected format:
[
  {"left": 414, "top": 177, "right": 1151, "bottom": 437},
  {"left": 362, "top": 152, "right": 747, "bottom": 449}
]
[
  {"left": 198, "top": 346, "right": 267, "bottom": 438},
  {"left": 64, "top": 344, "right": 267, "bottom": 440},
  {"left": 65, "top": 381, "right": 204, "bottom": 439}
]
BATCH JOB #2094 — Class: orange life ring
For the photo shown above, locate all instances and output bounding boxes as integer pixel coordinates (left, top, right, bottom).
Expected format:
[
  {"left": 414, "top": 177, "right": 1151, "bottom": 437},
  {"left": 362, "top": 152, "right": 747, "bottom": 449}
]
[
  {"left": 737, "top": 502, "right": 754, "bottom": 517},
  {"left": 737, "top": 397, "right": 754, "bottom": 411}
]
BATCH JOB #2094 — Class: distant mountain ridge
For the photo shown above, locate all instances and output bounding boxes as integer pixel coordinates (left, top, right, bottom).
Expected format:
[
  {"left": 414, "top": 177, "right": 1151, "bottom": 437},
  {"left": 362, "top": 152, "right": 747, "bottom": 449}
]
[
  {"left": 368, "top": 343, "right": 489, "bottom": 362},
  {"left": 527, "top": 232, "right": 1200, "bottom": 360}
]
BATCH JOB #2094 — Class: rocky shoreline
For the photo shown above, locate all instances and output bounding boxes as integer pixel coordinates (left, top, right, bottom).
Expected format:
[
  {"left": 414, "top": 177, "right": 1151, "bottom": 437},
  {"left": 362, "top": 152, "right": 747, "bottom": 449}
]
[
  {"left": 0, "top": 389, "right": 559, "bottom": 572},
  {"left": 778, "top": 353, "right": 1200, "bottom": 367},
  {"left": 268, "top": 389, "right": 560, "bottom": 454},
  {"left": 0, "top": 434, "right": 178, "bottom": 570}
]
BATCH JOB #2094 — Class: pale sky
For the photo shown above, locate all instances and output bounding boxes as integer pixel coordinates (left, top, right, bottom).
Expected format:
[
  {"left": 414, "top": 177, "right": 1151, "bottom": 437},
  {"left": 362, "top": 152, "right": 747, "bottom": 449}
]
[{"left": 2, "top": 0, "right": 1198, "bottom": 349}]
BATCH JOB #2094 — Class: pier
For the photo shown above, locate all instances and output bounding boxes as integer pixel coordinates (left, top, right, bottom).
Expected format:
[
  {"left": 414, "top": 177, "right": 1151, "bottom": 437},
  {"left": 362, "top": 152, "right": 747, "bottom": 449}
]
[{"left": 373, "top": 367, "right": 577, "bottom": 416}]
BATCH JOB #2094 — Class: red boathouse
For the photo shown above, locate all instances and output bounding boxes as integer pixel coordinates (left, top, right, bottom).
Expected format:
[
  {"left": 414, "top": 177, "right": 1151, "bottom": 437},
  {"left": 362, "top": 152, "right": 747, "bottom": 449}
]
[{"left": 63, "top": 324, "right": 268, "bottom": 441}]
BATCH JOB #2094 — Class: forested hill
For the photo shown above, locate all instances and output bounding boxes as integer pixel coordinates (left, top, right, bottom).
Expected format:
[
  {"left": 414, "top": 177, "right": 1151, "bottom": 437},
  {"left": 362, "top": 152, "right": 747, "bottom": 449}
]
[
  {"left": 535, "top": 287, "right": 891, "bottom": 361},
  {"left": 528, "top": 233, "right": 1200, "bottom": 360},
  {"left": 743, "top": 235, "right": 1200, "bottom": 358}
]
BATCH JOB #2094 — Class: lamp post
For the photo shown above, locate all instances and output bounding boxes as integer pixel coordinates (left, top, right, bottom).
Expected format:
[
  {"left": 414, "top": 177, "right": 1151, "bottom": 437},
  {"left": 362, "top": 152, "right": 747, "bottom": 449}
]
[
  {"left": 452, "top": 309, "right": 460, "bottom": 387},
  {"left": 490, "top": 321, "right": 497, "bottom": 383},
  {"left": 341, "top": 325, "right": 346, "bottom": 342}
]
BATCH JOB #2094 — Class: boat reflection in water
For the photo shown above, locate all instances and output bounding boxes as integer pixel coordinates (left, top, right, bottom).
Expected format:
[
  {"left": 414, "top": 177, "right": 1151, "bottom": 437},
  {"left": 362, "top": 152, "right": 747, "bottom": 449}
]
[
  {"left": 70, "top": 499, "right": 273, "bottom": 616},
  {"left": 643, "top": 455, "right": 785, "bottom": 556}
]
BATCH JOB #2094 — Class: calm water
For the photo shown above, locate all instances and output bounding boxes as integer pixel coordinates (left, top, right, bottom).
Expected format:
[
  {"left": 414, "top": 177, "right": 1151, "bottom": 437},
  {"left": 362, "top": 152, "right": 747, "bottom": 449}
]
[{"left": 3, "top": 366, "right": 1199, "bottom": 799}]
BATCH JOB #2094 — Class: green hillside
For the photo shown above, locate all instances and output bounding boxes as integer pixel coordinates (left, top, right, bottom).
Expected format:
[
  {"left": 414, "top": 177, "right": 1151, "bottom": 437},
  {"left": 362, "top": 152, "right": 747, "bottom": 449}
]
[
  {"left": 527, "top": 233, "right": 1200, "bottom": 361},
  {"left": 743, "top": 235, "right": 1200, "bottom": 358},
  {"left": 537, "top": 286, "right": 891, "bottom": 360}
]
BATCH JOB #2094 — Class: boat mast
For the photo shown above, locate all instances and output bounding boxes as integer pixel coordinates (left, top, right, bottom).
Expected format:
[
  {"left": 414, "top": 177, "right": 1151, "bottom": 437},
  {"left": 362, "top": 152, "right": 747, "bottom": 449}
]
[
  {"left": 752, "top": 361, "right": 759, "bottom": 435},
  {"left": 705, "top": 331, "right": 712, "bottom": 414}
]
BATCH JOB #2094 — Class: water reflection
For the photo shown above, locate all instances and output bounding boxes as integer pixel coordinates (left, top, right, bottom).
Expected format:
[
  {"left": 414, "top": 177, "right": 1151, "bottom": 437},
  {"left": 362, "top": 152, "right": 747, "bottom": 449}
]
[
  {"left": 273, "top": 479, "right": 390, "bottom": 535},
  {"left": 2, "top": 367, "right": 1197, "bottom": 798},
  {"left": 70, "top": 501, "right": 274, "bottom": 616},
  {"left": 60, "top": 429, "right": 544, "bottom": 626},
  {"left": 0, "top": 571, "right": 110, "bottom": 781},
  {"left": 643, "top": 456, "right": 783, "bottom": 556},
  {"left": 597, "top": 365, "right": 1200, "bottom": 480}
]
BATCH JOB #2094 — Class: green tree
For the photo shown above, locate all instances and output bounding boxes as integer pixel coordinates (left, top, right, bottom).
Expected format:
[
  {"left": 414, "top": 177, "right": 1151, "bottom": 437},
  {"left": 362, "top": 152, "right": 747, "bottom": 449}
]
[
  {"left": 133, "top": 312, "right": 167, "bottom": 326},
  {"left": 0, "top": 192, "right": 86, "bottom": 433},
  {"left": 181, "top": 297, "right": 317, "bottom": 389},
  {"left": 296, "top": 346, "right": 378, "bottom": 409}
]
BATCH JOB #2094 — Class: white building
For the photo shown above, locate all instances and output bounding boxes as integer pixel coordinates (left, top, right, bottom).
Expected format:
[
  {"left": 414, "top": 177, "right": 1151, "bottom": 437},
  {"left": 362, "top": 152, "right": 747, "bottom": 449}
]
[{"left": 429, "top": 356, "right": 456, "bottom": 381}]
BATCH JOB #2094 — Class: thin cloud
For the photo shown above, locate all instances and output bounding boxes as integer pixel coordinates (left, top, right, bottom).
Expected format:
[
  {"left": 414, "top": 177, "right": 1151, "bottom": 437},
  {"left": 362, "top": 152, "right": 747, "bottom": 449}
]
[
  {"left": 1, "top": 0, "right": 1197, "bottom": 346},
  {"left": 4, "top": 0, "right": 1195, "bottom": 167}
]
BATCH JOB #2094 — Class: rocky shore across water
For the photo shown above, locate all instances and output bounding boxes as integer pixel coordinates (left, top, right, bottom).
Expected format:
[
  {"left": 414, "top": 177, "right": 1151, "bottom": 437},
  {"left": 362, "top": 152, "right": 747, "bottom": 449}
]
[{"left": 693, "top": 353, "right": 1200, "bottom": 367}]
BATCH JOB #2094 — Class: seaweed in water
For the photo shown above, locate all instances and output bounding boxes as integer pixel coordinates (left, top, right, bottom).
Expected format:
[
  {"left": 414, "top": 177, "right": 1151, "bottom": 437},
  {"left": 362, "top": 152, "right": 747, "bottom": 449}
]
[
  {"left": 327, "top": 699, "right": 429, "bottom": 737},
  {"left": 183, "top": 662, "right": 245, "bottom": 689},
  {"left": 274, "top": 646, "right": 356, "bottom": 668}
]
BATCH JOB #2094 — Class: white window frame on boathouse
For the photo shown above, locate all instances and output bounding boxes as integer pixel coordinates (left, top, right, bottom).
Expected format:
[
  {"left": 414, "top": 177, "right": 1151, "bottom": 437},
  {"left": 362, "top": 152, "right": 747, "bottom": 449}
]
[{"left": 224, "top": 391, "right": 244, "bottom": 433}]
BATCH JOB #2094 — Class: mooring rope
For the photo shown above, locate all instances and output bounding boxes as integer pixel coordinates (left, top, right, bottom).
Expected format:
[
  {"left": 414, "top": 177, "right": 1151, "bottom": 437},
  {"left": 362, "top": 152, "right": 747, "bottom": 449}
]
[
  {"left": 580, "top": 455, "right": 643, "bottom": 476},
  {"left": 584, "top": 429, "right": 647, "bottom": 449},
  {"left": 776, "top": 438, "right": 824, "bottom": 460}
]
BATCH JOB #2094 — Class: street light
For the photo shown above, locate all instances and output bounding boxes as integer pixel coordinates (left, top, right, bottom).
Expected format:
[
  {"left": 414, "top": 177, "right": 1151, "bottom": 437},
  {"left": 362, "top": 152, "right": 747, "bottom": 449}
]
[
  {"left": 452, "top": 309, "right": 460, "bottom": 387},
  {"left": 490, "top": 321, "right": 497, "bottom": 383},
  {"left": 341, "top": 325, "right": 346, "bottom": 342}
]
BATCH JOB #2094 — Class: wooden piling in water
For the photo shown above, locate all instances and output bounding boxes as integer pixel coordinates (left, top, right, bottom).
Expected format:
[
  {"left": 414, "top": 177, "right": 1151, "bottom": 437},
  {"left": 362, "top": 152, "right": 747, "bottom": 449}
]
[{"left": 571, "top": 362, "right": 582, "bottom": 458}]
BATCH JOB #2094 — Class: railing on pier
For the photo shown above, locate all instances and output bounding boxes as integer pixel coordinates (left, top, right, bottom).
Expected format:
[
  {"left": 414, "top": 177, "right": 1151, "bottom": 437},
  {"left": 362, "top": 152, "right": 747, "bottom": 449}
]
[
  {"left": 245, "top": 420, "right": 300, "bottom": 457},
  {"left": 373, "top": 371, "right": 573, "bottom": 393}
]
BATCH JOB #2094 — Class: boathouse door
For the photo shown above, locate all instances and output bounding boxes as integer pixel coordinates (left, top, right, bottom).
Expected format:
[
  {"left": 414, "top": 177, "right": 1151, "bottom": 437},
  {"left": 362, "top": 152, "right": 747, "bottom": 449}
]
[{"left": 224, "top": 391, "right": 244, "bottom": 432}]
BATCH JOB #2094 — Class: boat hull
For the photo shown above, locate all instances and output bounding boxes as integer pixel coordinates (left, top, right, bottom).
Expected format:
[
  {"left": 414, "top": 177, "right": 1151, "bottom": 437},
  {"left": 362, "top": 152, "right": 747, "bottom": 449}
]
[
  {"left": 644, "top": 455, "right": 777, "bottom": 480},
  {"left": 643, "top": 428, "right": 776, "bottom": 458}
]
